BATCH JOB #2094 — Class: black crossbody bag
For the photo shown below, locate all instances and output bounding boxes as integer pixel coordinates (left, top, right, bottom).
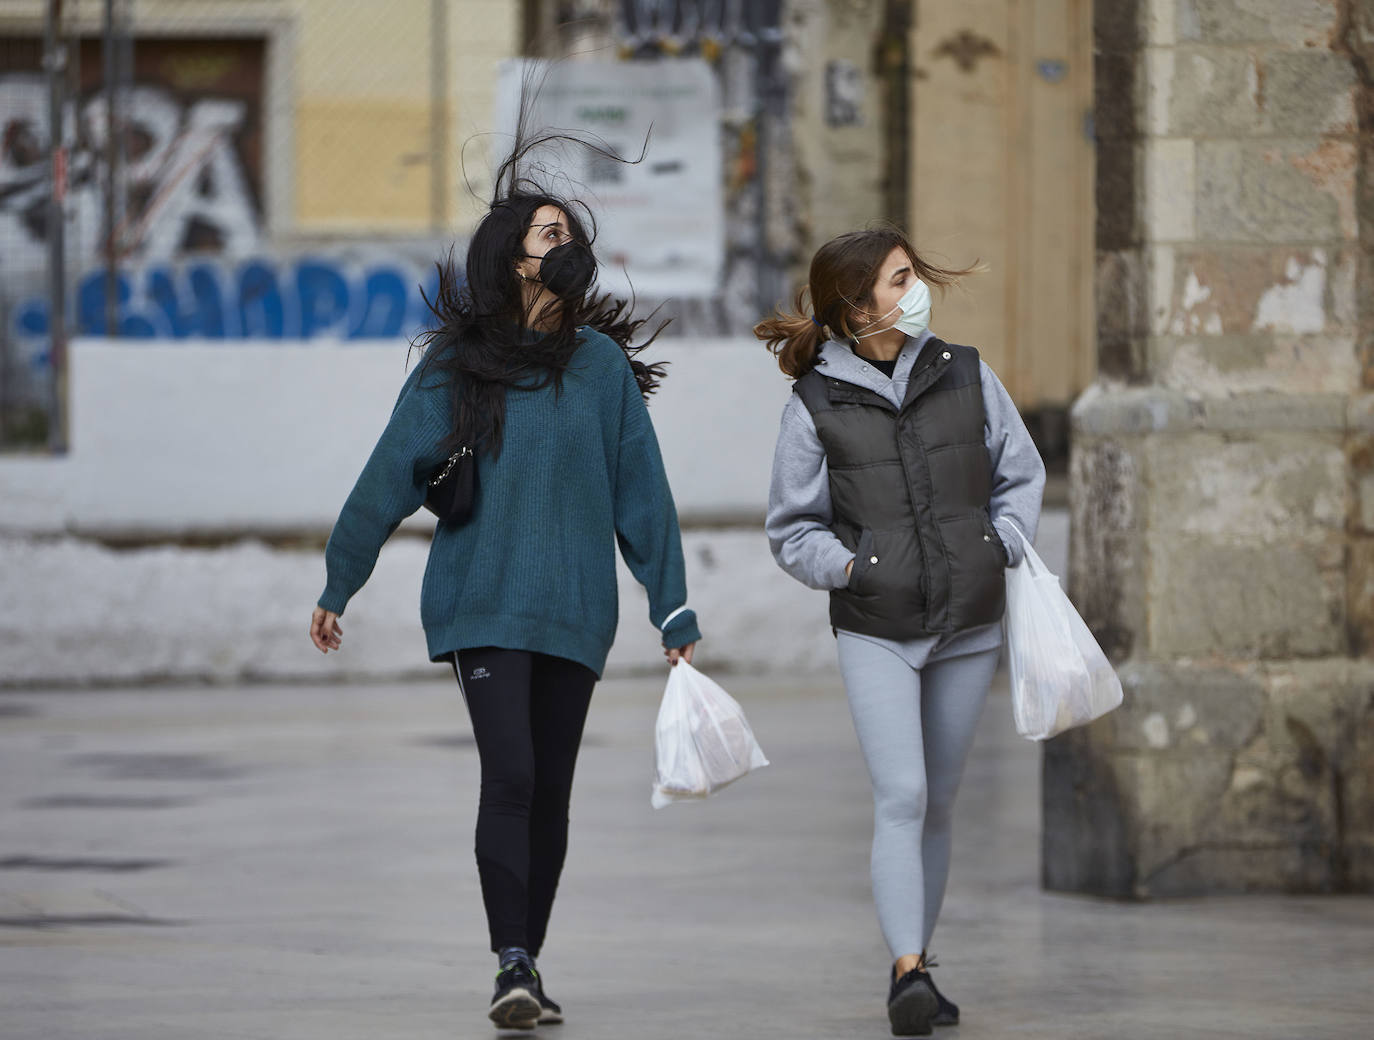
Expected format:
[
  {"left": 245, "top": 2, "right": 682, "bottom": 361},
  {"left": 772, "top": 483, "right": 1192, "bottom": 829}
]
[{"left": 424, "top": 446, "right": 476, "bottom": 524}]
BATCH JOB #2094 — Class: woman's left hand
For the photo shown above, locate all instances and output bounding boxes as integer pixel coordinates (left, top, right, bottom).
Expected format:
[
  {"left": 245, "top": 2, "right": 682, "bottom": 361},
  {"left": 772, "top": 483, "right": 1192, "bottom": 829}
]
[
  {"left": 310, "top": 607, "right": 342, "bottom": 653},
  {"left": 665, "top": 641, "right": 696, "bottom": 667}
]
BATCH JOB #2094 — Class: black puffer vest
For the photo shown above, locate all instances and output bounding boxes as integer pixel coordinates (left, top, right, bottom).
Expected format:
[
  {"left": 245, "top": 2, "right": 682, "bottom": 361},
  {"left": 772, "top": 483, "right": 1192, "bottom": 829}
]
[{"left": 794, "top": 337, "right": 1006, "bottom": 639}]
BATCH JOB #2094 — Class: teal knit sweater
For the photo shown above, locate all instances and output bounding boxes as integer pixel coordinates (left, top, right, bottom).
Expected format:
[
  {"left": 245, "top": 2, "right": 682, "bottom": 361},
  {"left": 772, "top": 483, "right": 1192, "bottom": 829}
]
[{"left": 318, "top": 328, "right": 701, "bottom": 677}]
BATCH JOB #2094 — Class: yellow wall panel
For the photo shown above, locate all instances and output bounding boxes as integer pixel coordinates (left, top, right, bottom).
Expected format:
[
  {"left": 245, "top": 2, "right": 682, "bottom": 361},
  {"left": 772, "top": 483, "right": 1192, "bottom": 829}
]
[{"left": 295, "top": 102, "right": 433, "bottom": 229}]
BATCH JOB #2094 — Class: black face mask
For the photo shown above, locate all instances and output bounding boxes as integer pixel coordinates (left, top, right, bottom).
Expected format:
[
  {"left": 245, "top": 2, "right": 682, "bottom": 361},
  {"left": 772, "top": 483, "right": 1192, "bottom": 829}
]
[{"left": 528, "top": 240, "right": 596, "bottom": 299}]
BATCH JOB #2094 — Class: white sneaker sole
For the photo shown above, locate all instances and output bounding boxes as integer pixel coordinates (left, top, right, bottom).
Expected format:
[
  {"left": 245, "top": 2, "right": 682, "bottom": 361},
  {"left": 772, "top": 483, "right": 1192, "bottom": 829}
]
[{"left": 489, "top": 987, "right": 540, "bottom": 1030}]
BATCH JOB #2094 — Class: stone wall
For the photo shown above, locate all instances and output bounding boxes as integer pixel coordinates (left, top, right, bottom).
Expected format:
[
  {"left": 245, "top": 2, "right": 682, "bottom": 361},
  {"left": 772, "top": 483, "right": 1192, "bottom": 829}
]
[{"left": 1048, "top": 0, "right": 1374, "bottom": 896}]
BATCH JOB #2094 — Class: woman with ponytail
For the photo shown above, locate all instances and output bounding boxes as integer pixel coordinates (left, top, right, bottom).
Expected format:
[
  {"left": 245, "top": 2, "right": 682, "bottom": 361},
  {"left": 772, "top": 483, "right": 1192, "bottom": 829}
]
[
  {"left": 308, "top": 127, "right": 701, "bottom": 1030},
  {"left": 756, "top": 228, "right": 1044, "bottom": 1036}
]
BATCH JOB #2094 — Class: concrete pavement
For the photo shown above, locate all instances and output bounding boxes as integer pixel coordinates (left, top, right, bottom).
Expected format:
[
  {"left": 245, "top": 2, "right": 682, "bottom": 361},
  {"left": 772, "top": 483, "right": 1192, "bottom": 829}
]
[{"left": 2, "top": 669, "right": 1372, "bottom": 1039}]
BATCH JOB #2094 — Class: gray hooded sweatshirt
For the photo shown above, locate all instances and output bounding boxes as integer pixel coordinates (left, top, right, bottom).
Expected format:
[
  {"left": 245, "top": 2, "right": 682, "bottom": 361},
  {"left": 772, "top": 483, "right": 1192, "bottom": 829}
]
[{"left": 766, "top": 330, "right": 1046, "bottom": 667}]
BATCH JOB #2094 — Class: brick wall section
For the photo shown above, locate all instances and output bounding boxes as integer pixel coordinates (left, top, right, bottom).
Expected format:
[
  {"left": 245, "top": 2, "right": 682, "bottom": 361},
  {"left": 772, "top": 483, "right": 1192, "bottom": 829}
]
[{"left": 1047, "top": 0, "right": 1374, "bottom": 896}]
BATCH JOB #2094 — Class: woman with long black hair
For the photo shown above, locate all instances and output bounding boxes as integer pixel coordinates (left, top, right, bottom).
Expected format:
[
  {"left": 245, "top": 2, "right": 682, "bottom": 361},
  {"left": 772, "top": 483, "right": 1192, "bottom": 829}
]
[{"left": 308, "top": 138, "right": 700, "bottom": 1029}]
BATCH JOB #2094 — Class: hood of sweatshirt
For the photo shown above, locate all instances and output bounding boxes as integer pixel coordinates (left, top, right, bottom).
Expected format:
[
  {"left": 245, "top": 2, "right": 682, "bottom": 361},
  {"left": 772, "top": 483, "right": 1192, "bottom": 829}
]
[{"left": 811, "top": 329, "right": 936, "bottom": 410}]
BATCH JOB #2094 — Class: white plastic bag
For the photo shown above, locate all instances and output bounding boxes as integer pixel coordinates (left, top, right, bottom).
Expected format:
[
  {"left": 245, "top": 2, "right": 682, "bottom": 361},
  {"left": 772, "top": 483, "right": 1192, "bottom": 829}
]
[
  {"left": 1003, "top": 522, "right": 1123, "bottom": 741},
  {"left": 650, "top": 661, "right": 769, "bottom": 809}
]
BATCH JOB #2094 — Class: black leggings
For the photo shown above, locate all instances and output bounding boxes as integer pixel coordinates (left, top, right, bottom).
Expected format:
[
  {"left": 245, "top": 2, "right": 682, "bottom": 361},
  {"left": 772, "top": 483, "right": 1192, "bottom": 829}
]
[{"left": 454, "top": 646, "right": 596, "bottom": 956}]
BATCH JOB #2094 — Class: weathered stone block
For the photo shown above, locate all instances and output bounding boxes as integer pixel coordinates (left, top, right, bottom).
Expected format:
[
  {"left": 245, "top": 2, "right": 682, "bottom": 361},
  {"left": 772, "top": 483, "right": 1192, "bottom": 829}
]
[
  {"left": 1151, "top": 847, "right": 1336, "bottom": 893},
  {"left": 1044, "top": 659, "right": 1374, "bottom": 896},
  {"left": 1149, "top": 334, "right": 1362, "bottom": 395},
  {"left": 1177, "top": 0, "right": 1340, "bottom": 46},
  {"left": 1165, "top": 48, "right": 1268, "bottom": 136},
  {"left": 1042, "top": 725, "right": 1138, "bottom": 896},
  {"left": 1259, "top": 661, "right": 1374, "bottom": 888},
  {"left": 1069, "top": 435, "right": 1146, "bottom": 661},
  {"left": 1197, "top": 140, "right": 1357, "bottom": 243},
  {"left": 1146, "top": 434, "right": 1347, "bottom": 540},
  {"left": 1146, "top": 536, "right": 1346, "bottom": 658},
  {"left": 1107, "top": 660, "right": 1267, "bottom": 752},
  {"left": 1159, "top": 247, "right": 1351, "bottom": 337},
  {"left": 1097, "top": 249, "right": 1150, "bottom": 351},
  {"left": 1143, "top": 138, "right": 1196, "bottom": 240},
  {"left": 1070, "top": 383, "right": 1197, "bottom": 436},
  {"left": 1198, "top": 392, "right": 1348, "bottom": 431},
  {"left": 1143, "top": 46, "right": 1176, "bottom": 137},
  {"left": 1264, "top": 50, "right": 1359, "bottom": 136},
  {"left": 1144, "top": 0, "right": 1176, "bottom": 46},
  {"left": 1124, "top": 749, "right": 1237, "bottom": 883}
]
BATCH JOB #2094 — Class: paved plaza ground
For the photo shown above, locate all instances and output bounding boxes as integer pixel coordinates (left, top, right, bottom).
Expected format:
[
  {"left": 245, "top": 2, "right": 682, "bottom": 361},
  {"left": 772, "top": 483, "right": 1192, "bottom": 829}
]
[{"left": 3, "top": 666, "right": 1372, "bottom": 1039}]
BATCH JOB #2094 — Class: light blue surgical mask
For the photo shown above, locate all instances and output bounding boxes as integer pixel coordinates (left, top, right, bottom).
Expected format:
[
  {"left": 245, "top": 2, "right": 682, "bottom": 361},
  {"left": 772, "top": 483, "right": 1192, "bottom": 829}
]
[{"left": 854, "top": 278, "right": 931, "bottom": 340}]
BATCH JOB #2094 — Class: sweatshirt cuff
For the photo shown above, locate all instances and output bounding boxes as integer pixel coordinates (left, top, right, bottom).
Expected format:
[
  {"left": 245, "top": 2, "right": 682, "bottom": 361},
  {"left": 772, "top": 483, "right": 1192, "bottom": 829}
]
[
  {"left": 821, "top": 541, "right": 857, "bottom": 590},
  {"left": 993, "top": 518, "right": 1026, "bottom": 567},
  {"left": 660, "top": 608, "right": 702, "bottom": 649}
]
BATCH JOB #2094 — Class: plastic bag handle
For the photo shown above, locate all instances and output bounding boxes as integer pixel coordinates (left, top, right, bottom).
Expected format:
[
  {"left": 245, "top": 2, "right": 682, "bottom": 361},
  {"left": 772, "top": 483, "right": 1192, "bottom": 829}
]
[{"left": 1001, "top": 518, "right": 1052, "bottom": 579}]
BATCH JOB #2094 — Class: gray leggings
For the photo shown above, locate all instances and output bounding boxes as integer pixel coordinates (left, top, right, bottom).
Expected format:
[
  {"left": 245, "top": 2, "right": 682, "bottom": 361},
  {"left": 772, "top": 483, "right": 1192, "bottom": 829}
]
[{"left": 836, "top": 634, "right": 1000, "bottom": 959}]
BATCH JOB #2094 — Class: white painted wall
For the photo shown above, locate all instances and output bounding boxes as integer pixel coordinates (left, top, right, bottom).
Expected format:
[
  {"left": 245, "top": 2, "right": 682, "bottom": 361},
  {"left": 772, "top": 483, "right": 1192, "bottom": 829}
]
[
  {"left": 0, "top": 335, "right": 1068, "bottom": 685},
  {"left": 0, "top": 336, "right": 790, "bottom": 535}
]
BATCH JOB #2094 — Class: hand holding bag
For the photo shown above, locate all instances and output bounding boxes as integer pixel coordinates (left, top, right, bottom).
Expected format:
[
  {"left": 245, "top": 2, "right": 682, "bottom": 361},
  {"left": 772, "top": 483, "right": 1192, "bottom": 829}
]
[
  {"left": 1002, "top": 521, "right": 1123, "bottom": 741},
  {"left": 651, "top": 661, "right": 769, "bottom": 808},
  {"left": 423, "top": 446, "right": 476, "bottom": 524}
]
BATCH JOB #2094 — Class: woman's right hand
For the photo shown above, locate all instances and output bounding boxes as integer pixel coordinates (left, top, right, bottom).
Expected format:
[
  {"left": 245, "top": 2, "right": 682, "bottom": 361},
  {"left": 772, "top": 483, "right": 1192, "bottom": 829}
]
[
  {"left": 665, "top": 641, "right": 696, "bottom": 667},
  {"left": 310, "top": 607, "right": 342, "bottom": 653}
]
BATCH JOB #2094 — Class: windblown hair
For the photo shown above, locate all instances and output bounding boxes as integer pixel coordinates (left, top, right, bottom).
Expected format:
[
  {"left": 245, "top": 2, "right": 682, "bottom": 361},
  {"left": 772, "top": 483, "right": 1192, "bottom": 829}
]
[
  {"left": 753, "top": 227, "right": 979, "bottom": 380},
  {"left": 412, "top": 69, "right": 665, "bottom": 459}
]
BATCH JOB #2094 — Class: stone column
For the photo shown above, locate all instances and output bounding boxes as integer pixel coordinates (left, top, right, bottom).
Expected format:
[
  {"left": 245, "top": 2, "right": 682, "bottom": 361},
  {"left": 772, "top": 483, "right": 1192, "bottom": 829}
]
[{"left": 1047, "top": 0, "right": 1374, "bottom": 895}]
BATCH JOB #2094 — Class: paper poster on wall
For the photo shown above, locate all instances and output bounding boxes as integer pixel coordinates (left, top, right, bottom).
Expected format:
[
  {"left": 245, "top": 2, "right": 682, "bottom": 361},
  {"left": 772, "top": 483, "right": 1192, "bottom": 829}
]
[{"left": 494, "top": 59, "right": 723, "bottom": 297}]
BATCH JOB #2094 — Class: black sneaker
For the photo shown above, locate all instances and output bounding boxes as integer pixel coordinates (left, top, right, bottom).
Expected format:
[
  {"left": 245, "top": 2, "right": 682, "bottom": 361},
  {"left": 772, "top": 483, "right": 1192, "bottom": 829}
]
[
  {"left": 488, "top": 962, "right": 541, "bottom": 1030},
  {"left": 887, "top": 963, "right": 937, "bottom": 1037},
  {"left": 927, "top": 970, "right": 959, "bottom": 1026},
  {"left": 533, "top": 972, "right": 563, "bottom": 1025}
]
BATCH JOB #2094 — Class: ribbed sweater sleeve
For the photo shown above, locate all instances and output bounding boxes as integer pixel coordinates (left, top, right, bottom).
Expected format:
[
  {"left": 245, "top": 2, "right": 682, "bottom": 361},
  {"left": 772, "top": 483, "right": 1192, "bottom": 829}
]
[
  {"left": 318, "top": 363, "right": 451, "bottom": 615},
  {"left": 611, "top": 362, "right": 702, "bottom": 649},
  {"left": 981, "top": 361, "right": 1046, "bottom": 565}
]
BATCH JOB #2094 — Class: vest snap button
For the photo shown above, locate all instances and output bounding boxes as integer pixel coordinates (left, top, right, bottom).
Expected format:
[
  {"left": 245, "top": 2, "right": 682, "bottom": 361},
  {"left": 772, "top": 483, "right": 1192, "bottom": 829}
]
[
  {"left": 983, "top": 535, "right": 991, "bottom": 541},
  {"left": 942, "top": 351, "right": 951, "bottom": 360},
  {"left": 870, "top": 555, "right": 878, "bottom": 564}
]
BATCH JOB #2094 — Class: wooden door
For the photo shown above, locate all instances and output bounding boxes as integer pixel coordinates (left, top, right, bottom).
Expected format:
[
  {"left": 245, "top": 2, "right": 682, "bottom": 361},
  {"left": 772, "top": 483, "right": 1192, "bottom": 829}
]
[{"left": 909, "top": 0, "right": 1095, "bottom": 409}]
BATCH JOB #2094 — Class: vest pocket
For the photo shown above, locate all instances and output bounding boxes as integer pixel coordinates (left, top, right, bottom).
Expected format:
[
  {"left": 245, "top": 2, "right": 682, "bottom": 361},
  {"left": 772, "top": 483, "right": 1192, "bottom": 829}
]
[
  {"left": 942, "top": 510, "right": 1008, "bottom": 628},
  {"left": 846, "top": 527, "right": 877, "bottom": 594},
  {"left": 981, "top": 510, "right": 1009, "bottom": 568}
]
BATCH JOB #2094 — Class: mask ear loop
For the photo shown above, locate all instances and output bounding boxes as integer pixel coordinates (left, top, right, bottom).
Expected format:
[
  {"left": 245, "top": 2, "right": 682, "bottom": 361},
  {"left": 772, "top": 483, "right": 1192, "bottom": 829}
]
[{"left": 852, "top": 302, "right": 901, "bottom": 340}]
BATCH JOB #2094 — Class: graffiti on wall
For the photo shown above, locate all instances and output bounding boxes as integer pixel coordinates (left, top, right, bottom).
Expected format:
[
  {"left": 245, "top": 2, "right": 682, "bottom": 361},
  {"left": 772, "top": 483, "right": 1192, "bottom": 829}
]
[
  {"left": 2, "top": 36, "right": 440, "bottom": 352},
  {"left": 0, "top": 72, "right": 261, "bottom": 277},
  {"left": 12, "top": 256, "right": 444, "bottom": 342}
]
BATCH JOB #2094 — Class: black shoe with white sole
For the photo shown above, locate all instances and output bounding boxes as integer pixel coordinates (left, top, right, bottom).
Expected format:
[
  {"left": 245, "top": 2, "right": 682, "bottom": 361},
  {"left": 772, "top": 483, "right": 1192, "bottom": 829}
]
[
  {"left": 887, "top": 964, "right": 937, "bottom": 1037},
  {"left": 488, "top": 963, "right": 541, "bottom": 1030},
  {"left": 530, "top": 970, "right": 563, "bottom": 1025}
]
